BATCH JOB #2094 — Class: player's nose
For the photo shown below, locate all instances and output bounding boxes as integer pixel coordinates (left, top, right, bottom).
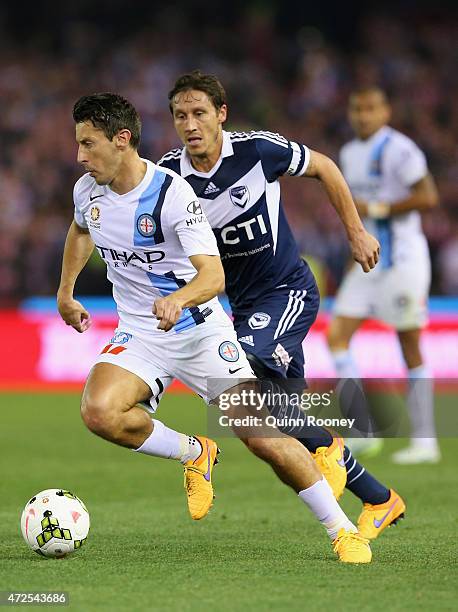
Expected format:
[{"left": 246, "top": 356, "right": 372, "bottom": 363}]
[
  {"left": 77, "top": 146, "right": 87, "bottom": 164},
  {"left": 184, "top": 116, "right": 198, "bottom": 132}
]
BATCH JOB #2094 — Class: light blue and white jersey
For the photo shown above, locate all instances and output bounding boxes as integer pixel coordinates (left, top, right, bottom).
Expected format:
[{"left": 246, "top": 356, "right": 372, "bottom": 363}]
[
  {"left": 339, "top": 126, "right": 430, "bottom": 268},
  {"left": 158, "top": 130, "right": 316, "bottom": 315},
  {"left": 73, "top": 159, "right": 222, "bottom": 334}
]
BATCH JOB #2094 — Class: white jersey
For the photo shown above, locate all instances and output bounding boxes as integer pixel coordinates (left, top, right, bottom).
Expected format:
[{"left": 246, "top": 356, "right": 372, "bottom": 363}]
[
  {"left": 340, "top": 126, "right": 430, "bottom": 267},
  {"left": 73, "top": 159, "right": 222, "bottom": 334}
]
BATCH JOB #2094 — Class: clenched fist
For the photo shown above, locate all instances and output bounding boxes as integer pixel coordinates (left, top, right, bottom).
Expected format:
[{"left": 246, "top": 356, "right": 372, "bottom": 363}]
[
  {"left": 152, "top": 295, "right": 185, "bottom": 332},
  {"left": 349, "top": 229, "right": 380, "bottom": 273},
  {"left": 57, "top": 295, "right": 92, "bottom": 333}
]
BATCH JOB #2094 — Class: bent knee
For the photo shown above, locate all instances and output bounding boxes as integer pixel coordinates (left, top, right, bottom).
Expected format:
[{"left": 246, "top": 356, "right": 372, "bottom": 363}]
[
  {"left": 80, "top": 394, "right": 120, "bottom": 439},
  {"left": 326, "top": 320, "right": 353, "bottom": 351},
  {"left": 326, "top": 322, "right": 342, "bottom": 350}
]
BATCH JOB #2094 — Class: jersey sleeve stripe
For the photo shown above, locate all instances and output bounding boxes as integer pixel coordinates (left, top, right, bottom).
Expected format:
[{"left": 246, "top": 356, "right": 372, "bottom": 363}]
[
  {"left": 286, "top": 142, "right": 303, "bottom": 175},
  {"left": 294, "top": 144, "right": 311, "bottom": 176},
  {"left": 231, "top": 132, "right": 289, "bottom": 149},
  {"left": 231, "top": 130, "right": 288, "bottom": 145},
  {"left": 157, "top": 149, "right": 182, "bottom": 165},
  {"left": 253, "top": 130, "right": 288, "bottom": 145}
]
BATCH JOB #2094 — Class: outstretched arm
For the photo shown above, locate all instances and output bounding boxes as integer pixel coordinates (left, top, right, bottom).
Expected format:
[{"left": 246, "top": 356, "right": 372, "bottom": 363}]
[
  {"left": 304, "top": 150, "right": 380, "bottom": 272},
  {"left": 57, "top": 221, "right": 95, "bottom": 332}
]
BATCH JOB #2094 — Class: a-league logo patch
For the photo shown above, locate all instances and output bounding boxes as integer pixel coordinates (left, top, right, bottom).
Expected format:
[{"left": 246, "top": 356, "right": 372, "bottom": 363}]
[
  {"left": 229, "top": 185, "right": 250, "bottom": 208},
  {"left": 137, "top": 214, "right": 156, "bottom": 237},
  {"left": 218, "top": 341, "right": 239, "bottom": 362},
  {"left": 248, "top": 312, "right": 271, "bottom": 330},
  {"left": 110, "top": 331, "right": 132, "bottom": 344},
  {"left": 89, "top": 205, "right": 101, "bottom": 229}
]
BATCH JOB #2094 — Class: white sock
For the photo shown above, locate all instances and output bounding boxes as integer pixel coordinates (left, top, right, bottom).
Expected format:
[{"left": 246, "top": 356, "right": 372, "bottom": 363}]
[
  {"left": 298, "top": 478, "right": 357, "bottom": 540},
  {"left": 134, "top": 419, "right": 202, "bottom": 463},
  {"left": 407, "top": 365, "right": 438, "bottom": 450},
  {"left": 332, "top": 349, "right": 360, "bottom": 379}
]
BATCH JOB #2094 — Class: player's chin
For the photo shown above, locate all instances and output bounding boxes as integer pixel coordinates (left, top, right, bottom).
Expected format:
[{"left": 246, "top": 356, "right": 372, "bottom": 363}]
[
  {"left": 186, "top": 141, "right": 205, "bottom": 155},
  {"left": 357, "top": 126, "right": 375, "bottom": 139},
  {"left": 90, "top": 171, "right": 108, "bottom": 185}
]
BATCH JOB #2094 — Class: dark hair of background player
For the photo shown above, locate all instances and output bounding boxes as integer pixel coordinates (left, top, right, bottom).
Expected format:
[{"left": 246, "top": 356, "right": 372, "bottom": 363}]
[
  {"left": 168, "top": 70, "right": 227, "bottom": 112},
  {"left": 73, "top": 93, "right": 142, "bottom": 149}
]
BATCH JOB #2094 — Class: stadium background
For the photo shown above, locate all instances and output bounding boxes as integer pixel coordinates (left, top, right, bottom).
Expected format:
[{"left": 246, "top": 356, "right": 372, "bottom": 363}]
[
  {"left": 0, "top": 3, "right": 457, "bottom": 610},
  {"left": 0, "top": 0, "right": 457, "bottom": 386}
]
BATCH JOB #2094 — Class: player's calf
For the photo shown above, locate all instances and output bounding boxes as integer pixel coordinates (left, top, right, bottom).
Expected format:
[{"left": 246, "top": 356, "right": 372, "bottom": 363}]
[{"left": 244, "top": 435, "right": 323, "bottom": 491}]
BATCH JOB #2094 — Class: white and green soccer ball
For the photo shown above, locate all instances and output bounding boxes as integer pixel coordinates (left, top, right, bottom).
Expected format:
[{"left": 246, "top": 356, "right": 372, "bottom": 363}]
[{"left": 21, "top": 489, "right": 90, "bottom": 558}]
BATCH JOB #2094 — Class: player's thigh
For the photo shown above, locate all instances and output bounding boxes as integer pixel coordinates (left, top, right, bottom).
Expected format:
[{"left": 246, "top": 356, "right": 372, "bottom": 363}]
[
  {"left": 286, "top": 347, "right": 308, "bottom": 394},
  {"left": 287, "top": 345, "right": 305, "bottom": 379},
  {"left": 235, "top": 286, "right": 319, "bottom": 379},
  {"left": 170, "top": 316, "right": 255, "bottom": 404},
  {"left": 327, "top": 315, "right": 364, "bottom": 349},
  {"left": 84, "top": 329, "right": 172, "bottom": 416},
  {"left": 82, "top": 362, "right": 151, "bottom": 416},
  {"left": 376, "top": 263, "right": 430, "bottom": 330},
  {"left": 213, "top": 380, "right": 276, "bottom": 443},
  {"left": 333, "top": 264, "right": 376, "bottom": 321}
]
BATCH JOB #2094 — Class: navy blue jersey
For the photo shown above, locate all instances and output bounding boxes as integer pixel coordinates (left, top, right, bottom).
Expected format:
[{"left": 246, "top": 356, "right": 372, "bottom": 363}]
[{"left": 158, "top": 130, "right": 316, "bottom": 315}]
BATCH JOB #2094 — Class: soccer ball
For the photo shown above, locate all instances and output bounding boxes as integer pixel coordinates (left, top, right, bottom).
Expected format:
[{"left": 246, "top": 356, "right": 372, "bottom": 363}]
[{"left": 20, "top": 489, "right": 90, "bottom": 558}]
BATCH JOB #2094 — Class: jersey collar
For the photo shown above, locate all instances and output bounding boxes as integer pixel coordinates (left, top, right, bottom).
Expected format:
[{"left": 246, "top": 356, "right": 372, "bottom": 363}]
[
  {"left": 180, "top": 130, "right": 234, "bottom": 177},
  {"left": 358, "top": 125, "right": 391, "bottom": 146},
  {"left": 105, "top": 158, "right": 154, "bottom": 199}
]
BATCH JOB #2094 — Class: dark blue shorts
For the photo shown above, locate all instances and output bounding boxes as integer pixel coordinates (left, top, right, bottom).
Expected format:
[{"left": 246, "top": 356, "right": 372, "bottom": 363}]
[{"left": 232, "top": 281, "right": 320, "bottom": 380}]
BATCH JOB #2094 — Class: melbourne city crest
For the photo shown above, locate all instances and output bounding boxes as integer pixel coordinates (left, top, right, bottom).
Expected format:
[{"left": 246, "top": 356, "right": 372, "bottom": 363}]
[{"left": 137, "top": 213, "right": 156, "bottom": 237}]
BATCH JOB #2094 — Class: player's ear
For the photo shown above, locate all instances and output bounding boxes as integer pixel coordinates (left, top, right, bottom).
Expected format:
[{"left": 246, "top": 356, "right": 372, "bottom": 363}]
[
  {"left": 115, "top": 129, "right": 132, "bottom": 150},
  {"left": 384, "top": 103, "right": 392, "bottom": 123},
  {"left": 218, "top": 104, "right": 227, "bottom": 125}
]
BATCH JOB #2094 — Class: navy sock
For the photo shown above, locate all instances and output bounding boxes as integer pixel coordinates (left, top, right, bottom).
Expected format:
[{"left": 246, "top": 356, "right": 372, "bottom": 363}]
[
  {"left": 344, "top": 446, "right": 390, "bottom": 505},
  {"left": 298, "top": 429, "right": 333, "bottom": 453}
]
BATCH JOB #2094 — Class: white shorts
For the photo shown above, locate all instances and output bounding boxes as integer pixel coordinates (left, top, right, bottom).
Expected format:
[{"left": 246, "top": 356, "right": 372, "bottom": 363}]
[
  {"left": 95, "top": 311, "right": 254, "bottom": 412},
  {"left": 333, "top": 259, "right": 431, "bottom": 330}
]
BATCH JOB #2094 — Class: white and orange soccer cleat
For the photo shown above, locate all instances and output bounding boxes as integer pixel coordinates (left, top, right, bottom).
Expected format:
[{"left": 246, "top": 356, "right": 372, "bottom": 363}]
[{"left": 183, "top": 436, "right": 220, "bottom": 520}]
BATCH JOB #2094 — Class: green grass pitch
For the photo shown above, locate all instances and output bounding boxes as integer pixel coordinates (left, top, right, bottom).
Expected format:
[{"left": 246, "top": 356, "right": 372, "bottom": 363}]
[{"left": 0, "top": 392, "right": 456, "bottom": 611}]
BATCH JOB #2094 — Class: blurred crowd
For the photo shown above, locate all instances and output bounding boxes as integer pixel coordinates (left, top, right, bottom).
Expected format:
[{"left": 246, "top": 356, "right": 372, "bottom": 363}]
[{"left": 1, "top": 6, "right": 457, "bottom": 302}]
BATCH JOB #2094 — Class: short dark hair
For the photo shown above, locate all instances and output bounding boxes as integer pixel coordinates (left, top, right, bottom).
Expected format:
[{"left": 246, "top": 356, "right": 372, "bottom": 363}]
[
  {"left": 73, "top": 93, "right": 141, "bottom": 149},
  {"left": 168, "top": 70, "right": 227, "bottom": 113}
]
